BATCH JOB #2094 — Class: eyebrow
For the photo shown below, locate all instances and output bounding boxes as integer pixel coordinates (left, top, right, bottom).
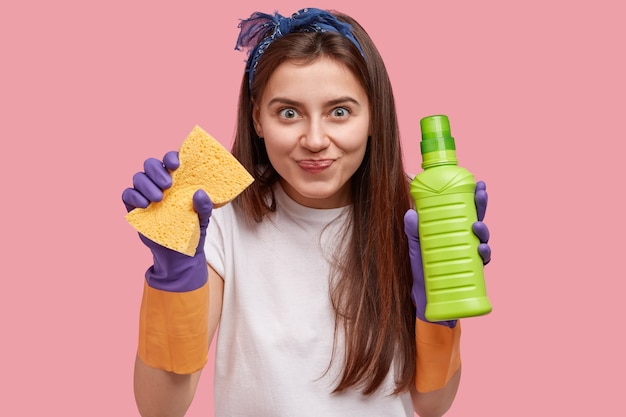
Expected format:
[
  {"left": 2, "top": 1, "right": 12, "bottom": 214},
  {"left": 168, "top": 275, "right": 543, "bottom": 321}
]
[{"left": 267, "top": 96, "right": 362, "bottom": 107}]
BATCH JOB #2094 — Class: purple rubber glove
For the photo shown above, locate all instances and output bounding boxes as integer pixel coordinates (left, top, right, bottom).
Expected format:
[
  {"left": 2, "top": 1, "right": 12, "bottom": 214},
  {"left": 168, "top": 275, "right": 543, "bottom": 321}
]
[
  {"left": 404, "top": 181, "right": 491, "bottom": 328},
  {"left": 122, "top": 151, "right": 213, "bottom": 292}
]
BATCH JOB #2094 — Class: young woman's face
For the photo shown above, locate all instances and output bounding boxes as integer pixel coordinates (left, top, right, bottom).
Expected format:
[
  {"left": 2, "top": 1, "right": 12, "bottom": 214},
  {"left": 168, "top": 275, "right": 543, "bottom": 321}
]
[{"left": 253, "top": 57, "right": 370, "bottom": 209}]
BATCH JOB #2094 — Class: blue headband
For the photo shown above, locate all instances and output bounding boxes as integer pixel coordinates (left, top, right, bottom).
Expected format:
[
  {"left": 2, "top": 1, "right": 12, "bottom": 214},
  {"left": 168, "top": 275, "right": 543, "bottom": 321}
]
[{"left": 235, "top": 8, "right": 365, "bottom": 91}]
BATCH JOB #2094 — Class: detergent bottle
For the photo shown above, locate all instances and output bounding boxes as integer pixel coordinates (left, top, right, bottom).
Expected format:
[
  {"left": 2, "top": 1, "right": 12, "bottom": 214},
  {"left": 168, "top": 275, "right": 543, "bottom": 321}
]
[{"left": 410, "top": 114, "right": 492, "bottom": 321}]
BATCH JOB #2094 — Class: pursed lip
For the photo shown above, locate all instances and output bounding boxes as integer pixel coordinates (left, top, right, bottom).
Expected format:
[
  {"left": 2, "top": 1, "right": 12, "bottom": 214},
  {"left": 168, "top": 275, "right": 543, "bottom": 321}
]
[{"left": 296, "top": 159, "right": 334, "bottom": 173}]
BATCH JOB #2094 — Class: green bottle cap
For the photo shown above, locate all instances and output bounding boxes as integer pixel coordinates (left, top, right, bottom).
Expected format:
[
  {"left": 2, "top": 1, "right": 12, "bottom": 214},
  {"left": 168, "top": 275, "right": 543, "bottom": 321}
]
[{"left": 420, "top": 115, "right": 456, "bottom": 154}]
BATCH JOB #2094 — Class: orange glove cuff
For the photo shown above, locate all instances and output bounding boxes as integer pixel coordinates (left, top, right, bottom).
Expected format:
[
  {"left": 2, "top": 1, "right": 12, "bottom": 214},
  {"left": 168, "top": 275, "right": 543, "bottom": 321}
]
[
  {"left": 415, "top": 320, "right": 461, "bottom": 392},
  {"left": 137, "top": 281, "right": 209, "bottom": 374}
]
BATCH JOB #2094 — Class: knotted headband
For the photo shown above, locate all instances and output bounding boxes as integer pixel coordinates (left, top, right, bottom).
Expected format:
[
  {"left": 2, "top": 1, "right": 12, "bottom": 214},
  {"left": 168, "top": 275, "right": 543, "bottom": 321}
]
[{"left": 234, "top": 7, "right": 365, "bottom": 90}]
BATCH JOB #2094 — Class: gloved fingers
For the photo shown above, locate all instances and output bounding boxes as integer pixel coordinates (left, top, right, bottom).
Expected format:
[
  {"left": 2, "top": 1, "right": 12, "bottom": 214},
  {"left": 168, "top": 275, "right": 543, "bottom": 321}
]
[
  {"left": 121, "top": 187, "right": 149, "bottom": 212},
  {"left": 472, "top": 221, "right": 490, "bottom": 244},
  {"left": 475, "top": 181, "right": 488, "bottom": 221},
  {"left": 403, "top": 209, "right": 420, "bottom": 242},
  {"left": 162, "top": 151, "right": 180, "bottom": 171},
  {"left": 122, "top": 152, "right": 179, "bottom": 212},
  {"left": 144, "top": 157, "right": 173, "bottom": 190},
  {"left": 132, "top": 171, "right": 165, "bottom": 203},
  {"left": 193, "top": 189, "right": 214, "bottom": 228},
  {"left": 478, "top": 243, "right": 491, "bottom": 265},
  {"left": 473, "top": 184, "right": 491, "bottom": 265}
]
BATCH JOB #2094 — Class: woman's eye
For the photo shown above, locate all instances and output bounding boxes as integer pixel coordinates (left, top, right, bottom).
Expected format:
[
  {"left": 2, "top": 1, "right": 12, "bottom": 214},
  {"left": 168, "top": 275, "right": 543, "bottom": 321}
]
[
  {"left": 279, "top": 108, "right": 298, "bottom": 119},
  {"left": 331, "top": 107, "right": 350, "bottom": 118}
]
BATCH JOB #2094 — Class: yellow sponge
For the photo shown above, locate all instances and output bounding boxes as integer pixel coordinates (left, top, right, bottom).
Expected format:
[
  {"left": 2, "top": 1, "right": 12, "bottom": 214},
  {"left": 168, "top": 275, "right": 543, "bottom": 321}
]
[{"left": 125, "top": 125, "right": 254, "bottom": 256}]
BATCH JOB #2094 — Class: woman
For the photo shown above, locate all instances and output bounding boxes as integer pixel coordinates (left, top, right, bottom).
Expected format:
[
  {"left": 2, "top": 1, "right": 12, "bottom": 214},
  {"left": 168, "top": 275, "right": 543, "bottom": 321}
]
[{"left": 122, "top": 8, "right": 491, "bottom": 417}]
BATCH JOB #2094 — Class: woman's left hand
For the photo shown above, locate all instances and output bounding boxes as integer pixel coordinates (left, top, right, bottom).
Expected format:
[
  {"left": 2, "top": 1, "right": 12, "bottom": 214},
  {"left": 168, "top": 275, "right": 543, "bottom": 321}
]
[{"left": 404, "top": 181, "right": 491, "bottom": 328}]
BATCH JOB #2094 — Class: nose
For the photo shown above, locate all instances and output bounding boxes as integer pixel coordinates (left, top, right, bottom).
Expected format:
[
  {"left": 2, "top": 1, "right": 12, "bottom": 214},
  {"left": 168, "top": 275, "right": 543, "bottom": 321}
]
[{"left": 300, "top": 119, "right": 330, "bottom": 152}]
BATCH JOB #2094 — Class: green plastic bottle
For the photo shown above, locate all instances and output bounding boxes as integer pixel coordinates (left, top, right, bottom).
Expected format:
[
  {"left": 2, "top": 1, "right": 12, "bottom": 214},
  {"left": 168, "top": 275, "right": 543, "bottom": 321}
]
[{"left": 410, "top": 115, "right": 492, "bottom": 321}]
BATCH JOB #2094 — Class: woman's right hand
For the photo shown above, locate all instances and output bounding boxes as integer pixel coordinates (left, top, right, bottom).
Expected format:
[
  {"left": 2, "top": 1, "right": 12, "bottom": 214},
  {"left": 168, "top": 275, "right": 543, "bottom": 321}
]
[{"left": 122, "top": 151, "right": 213, "bottom": 292}]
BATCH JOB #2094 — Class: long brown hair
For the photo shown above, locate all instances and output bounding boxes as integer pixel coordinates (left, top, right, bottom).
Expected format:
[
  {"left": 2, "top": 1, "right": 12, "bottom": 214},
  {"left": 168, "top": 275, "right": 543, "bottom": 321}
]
[{"left": 231, "top": 10, "right": 416, "bottom": 395}]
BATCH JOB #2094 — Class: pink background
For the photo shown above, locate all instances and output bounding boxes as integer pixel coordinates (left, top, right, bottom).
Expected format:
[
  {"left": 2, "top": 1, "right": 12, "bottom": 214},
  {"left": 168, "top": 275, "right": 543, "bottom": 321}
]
[{"left": 2, "top": 0, "right": 624, "bottom": 415}]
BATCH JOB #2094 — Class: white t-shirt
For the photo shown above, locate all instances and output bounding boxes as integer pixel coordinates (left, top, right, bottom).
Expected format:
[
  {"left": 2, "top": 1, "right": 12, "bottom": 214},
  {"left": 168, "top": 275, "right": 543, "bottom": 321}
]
[{"left": 205, "top": 183, "right": 413, "bottom": 417}]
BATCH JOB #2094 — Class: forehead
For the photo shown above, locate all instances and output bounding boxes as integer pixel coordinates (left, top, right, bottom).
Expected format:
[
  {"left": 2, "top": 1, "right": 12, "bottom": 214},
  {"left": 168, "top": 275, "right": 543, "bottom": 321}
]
[{"left": 261, "top": 57, "right": 366, "bottom": 102}]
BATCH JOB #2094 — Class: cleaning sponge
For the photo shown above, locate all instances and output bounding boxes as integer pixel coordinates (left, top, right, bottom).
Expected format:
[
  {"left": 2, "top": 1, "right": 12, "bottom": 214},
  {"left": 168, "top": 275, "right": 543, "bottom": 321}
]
[{"left": 125, "top": 125, "right": 254, "bottom": 256}]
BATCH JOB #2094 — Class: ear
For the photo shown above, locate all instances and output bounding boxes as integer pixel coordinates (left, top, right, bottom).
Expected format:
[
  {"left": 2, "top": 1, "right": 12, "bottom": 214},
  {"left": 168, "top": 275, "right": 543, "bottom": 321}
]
[{"left": 252, "top": 101, "right": 263, "bottom": 137}]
